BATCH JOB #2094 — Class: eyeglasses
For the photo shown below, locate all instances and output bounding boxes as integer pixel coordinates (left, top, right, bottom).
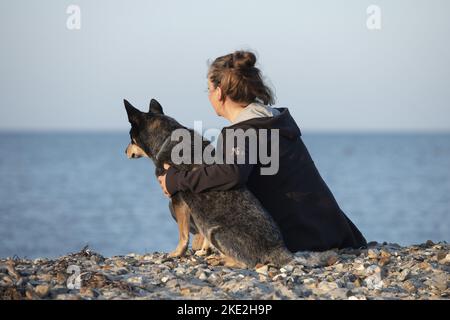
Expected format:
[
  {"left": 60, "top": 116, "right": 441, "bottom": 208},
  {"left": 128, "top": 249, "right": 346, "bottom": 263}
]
[
  {"left": 205, "top": 83, "right": 219, "bottom": 94},
  {"left": 204, "top": 86, "right": 214, "bottom": 94}
]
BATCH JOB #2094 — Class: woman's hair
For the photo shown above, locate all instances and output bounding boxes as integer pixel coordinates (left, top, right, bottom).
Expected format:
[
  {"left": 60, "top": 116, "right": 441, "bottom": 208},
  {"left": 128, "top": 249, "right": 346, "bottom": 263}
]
[{"left": 207, "top": 50, "right": 275, "bottom": 106}]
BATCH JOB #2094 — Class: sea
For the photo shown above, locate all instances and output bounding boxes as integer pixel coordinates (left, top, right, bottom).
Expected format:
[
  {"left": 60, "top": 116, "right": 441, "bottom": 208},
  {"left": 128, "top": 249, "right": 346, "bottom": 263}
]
[{"left": 0, "top": 132, "right": 449, "bottom": 258}]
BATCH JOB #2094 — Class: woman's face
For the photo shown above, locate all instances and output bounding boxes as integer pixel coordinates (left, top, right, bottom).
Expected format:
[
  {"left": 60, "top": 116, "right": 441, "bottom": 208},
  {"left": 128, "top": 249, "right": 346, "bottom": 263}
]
[{"left": 207, "top": 79, "right": 223, "bottom": 117}]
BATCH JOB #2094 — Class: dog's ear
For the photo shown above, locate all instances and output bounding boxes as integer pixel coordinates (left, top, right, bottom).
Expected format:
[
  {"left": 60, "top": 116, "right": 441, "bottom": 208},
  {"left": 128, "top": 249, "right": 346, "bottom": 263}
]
[
  {"left": 149, "top": 99, "right": 164, "bottom": 115},
  {"left": 124, "top": 99, "right": 142, "bottom": 124}
]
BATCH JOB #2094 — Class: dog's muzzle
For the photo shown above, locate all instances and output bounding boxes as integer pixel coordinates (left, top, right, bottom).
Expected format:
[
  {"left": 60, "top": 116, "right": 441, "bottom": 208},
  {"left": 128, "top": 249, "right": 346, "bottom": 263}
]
[{"left": 125, "top": 143, "right": 145, "bottom": 159}]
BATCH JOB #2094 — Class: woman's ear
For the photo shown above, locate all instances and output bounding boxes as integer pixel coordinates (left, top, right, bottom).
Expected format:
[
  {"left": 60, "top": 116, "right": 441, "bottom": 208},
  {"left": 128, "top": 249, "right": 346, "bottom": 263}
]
[{"left": 216, "top": 86, "right": 223, "bottom": 102}]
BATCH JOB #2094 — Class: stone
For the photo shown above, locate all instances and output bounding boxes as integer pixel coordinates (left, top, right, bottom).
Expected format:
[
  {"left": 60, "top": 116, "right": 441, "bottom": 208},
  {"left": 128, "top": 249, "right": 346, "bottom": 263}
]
[
  {"left": 272, "top": 273, "right": 287, "bottom": 281},
  {"left": 379, "top": 257, "right": 390, "bottom": 267},
  {"left": 418, "top": 261, "right": 431, "bottom": 270},
  {"left": 348, "top": 295, "right": 367, "bottom": 300},
  {"left": 436, "top": 251, "right": 446, "bottom": 260},
  {"left": 1, "top": 287, "right": 22, "bottom": 300},
  {"left": 174, "top": 267, "right": 185, "bottom": 276},
  {"left": 438, "top": 254, "right": 450, "bottom": 265},
  {"left": 143, "top": 255, "right": 154, "bottom": 261},
  {"left": 268, "top": 270, "right": 278, "bottom": 278},
  {"left": 55, "top": 294, "right": 81, "bottom": 300},
  {"left": 116, "top": 267, "right": 128, "bottom": 275},
  {"left": 5, "top": 263, "right": 20, "bottom": 280},
  {"left": 327, "top": 255, "right": 339, "bottom": 266},
  {"left": 292, "top": 267, "right": 305, "bottom": 277},
  {"left": 363, "top": 266, "right": 384, "bottom": 290},
  {"left": 258, "top": 274, "right": 268, "bottom": 282},
  {"left": 165, "top": 279, "right": 179, "bottom": 288},
  {"left": 280, "top": 265, "right": 294, "bottom": 273},
  {"left": 425, "top": 240, "right": 435, "bottom": 247},
  {"left": 403, "top": 281, "right": 417, "bottom": 293},
  {"left": 367, "top": 249, "right": 379, "bottom": 259},
  {"left": 334, "top": 263, "right": 344, "bottom": 272},
  {"left": 328, "top": 288, "right": 349, "bottom": 300},
  {"left": 397, "top": 269, "right": 410, "bottom": 282},
  {"left": 37, "top": 274, "right": 53, "bottom": 282},
  {"left": 90, "top": 255, "right": 103, "bottom": 264},
  {"left": 80, "top": 287, "right": 95, "bottom": 298},
  {"left": 256, "top": 265, "right": 268, "bottom": 275},
  {"left": 114, "top": 260, "right": 126, "bottom": 268},
  {"left": 379, "top": 250, "right": 391, "bottom": 266},
  {"left": 1, "top": 242, "right": 449, "bottom": 300},
  {"left": 126, "top": 276, "right": 144, "bottom": 286},
  {"left": 26, "top": 289, "right": 40, "bottom": 300},
  {"left": 302, "top": 278, "right": 316, "bottom": 285},
  {"left": 353, "top": 263, "right": 366, "bottom": 276},
  {"left": 84, "top": 273, "right": 108, "bottom": 288},
  {"left": 317, "top": 281, "right": 338, "bottom": 292},
  {"left": 208, "top": 273, "right": 222, "bottom": 285},
  {"left": 34, "top": 284, "right": 50, "bottom": 298},
  {"left": 319, "top": 251, "right": 339, "bottom": 267},
  {"left": 425, "top": 273, "right": 448, "bottom": 291},
  {"left": 180, "top": 287, "right": 191, "bottom": 296},
  {"left": 1, "top": 275, "right": 14, "bottom": 286},
  {"left": 56, "top": 272, "right": 66, "bottom": 285}
]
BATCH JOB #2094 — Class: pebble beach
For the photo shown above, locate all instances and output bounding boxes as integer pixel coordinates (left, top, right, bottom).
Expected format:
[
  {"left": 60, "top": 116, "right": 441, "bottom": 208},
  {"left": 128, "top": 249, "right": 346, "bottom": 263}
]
[{"left": 1, "top": 241, "right": 449, "bottom": 300}]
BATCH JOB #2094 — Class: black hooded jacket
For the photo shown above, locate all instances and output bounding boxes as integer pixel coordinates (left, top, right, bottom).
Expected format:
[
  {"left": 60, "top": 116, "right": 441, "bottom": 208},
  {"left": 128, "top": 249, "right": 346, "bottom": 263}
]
[{"left": 165, "top": 108, "right": 367, "bottom": 252}]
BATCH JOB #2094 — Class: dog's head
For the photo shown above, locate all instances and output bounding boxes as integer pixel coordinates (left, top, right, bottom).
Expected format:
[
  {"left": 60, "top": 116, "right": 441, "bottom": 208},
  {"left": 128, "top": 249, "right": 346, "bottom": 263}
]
[{"left": 124, "top": 98, "right": 178, "bottom": 161}]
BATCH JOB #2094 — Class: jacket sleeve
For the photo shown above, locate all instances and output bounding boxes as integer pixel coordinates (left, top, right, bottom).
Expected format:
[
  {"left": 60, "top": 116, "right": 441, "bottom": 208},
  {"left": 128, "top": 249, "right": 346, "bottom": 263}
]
[{"left": 165, "top": 163, "right": 253, "bottom": 194}]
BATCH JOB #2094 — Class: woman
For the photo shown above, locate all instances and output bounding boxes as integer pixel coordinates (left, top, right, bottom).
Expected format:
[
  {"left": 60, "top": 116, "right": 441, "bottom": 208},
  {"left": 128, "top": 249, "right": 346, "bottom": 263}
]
[{"left": 158, "top": 50, "right": 367, "bottom": 253}]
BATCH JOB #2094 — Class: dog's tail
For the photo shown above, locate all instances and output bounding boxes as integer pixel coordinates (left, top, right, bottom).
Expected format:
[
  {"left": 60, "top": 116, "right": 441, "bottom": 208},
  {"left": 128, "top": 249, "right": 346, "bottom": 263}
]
[{"left": 265, "top": 246, "right": 294, "bottom": 267}]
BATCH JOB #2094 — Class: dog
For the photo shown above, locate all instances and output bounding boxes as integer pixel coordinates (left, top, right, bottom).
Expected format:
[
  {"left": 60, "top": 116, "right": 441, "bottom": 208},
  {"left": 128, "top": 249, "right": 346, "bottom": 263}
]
[{"left": 124, "top": 98, "right": 293, "bottom": 268}]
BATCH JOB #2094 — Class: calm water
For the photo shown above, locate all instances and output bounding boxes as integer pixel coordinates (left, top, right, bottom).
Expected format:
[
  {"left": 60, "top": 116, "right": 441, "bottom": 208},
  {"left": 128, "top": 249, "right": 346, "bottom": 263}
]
[{"left": 0, "top": 132, "right": 449, "bottom": 258}]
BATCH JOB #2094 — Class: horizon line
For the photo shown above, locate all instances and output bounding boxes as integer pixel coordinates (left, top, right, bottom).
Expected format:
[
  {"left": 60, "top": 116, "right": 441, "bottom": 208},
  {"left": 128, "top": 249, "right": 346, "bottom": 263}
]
[{"left": 0, "top": 129, "right": 449, "bottom": 135}]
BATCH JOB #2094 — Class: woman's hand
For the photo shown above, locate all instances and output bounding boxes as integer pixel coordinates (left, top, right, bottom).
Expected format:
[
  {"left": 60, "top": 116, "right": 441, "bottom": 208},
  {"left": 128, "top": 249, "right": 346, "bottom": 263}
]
[{"left": 157, "top": 163, "right": 171, "bottom": 198}]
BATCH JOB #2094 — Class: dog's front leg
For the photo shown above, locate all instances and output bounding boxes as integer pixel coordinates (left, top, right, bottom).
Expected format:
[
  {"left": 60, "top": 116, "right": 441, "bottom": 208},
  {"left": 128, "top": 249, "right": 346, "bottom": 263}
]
[
  {"left": 192, "top": 233, "right": 205, "bottom": 251},
  {"left": 195, "top": 237, "right": 211, "bottom": 256},
  {"left": 168, "top": 197, "right": 190, "bottom": 258}
]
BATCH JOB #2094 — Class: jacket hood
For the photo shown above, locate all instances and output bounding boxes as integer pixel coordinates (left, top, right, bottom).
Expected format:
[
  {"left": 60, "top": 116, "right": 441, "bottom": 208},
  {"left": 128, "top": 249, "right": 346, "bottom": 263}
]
[{"left": 225, "top": 107, "right": 301, "bottom": 140}]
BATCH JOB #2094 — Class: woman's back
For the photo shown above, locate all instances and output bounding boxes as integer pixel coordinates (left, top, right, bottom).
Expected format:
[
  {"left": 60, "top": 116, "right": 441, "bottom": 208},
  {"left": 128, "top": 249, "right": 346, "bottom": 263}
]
[{"left": 223, "top": 107, "right": 367, "bottom": 252}]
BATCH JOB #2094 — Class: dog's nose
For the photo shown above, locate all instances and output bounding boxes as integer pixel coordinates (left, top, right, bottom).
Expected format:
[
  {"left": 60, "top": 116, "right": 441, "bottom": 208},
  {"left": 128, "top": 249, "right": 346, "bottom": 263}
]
[{"left": 131, "top": 153, "right": 135, "bottom": 158}]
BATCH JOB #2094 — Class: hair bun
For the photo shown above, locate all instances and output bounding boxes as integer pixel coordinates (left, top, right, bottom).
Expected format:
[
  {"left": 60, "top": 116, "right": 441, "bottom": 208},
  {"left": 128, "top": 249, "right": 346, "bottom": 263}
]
[
  {"left": 232, "top": 51, "right": 256, "bottom": 69},
  {"left": 208, "top": 50, "right": 275, "bottom": 105}
]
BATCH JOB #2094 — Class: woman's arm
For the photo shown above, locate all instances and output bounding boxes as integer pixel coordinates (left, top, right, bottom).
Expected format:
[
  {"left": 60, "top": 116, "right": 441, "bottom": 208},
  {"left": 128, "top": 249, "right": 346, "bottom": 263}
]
[
  {"left": 165, "top": 162, "right": 253, "bottom": 194},
  {"left": 159, "top": 125, "right": 257, "bottom": 195}
]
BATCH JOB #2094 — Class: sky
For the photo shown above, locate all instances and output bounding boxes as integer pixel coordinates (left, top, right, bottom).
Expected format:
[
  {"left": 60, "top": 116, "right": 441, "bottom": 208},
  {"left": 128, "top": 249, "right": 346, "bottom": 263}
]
[{"left": 0, "top": 0, "right": 449, "bottom": 132}]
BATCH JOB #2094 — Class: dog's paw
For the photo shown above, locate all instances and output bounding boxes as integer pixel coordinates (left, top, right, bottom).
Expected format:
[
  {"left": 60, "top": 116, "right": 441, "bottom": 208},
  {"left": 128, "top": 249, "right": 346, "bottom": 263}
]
[
  {"left": 195, "top": 249, "right": 208, "bottom": 257},
  {"left": 168, "top": 251, "right": 182, "bottom": 258},
  {"left": 191, "top": 233, "right": 204, "bottom": 251},
  {"left": 168, "top": 248, "right": 187, "bottom": 258}
]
